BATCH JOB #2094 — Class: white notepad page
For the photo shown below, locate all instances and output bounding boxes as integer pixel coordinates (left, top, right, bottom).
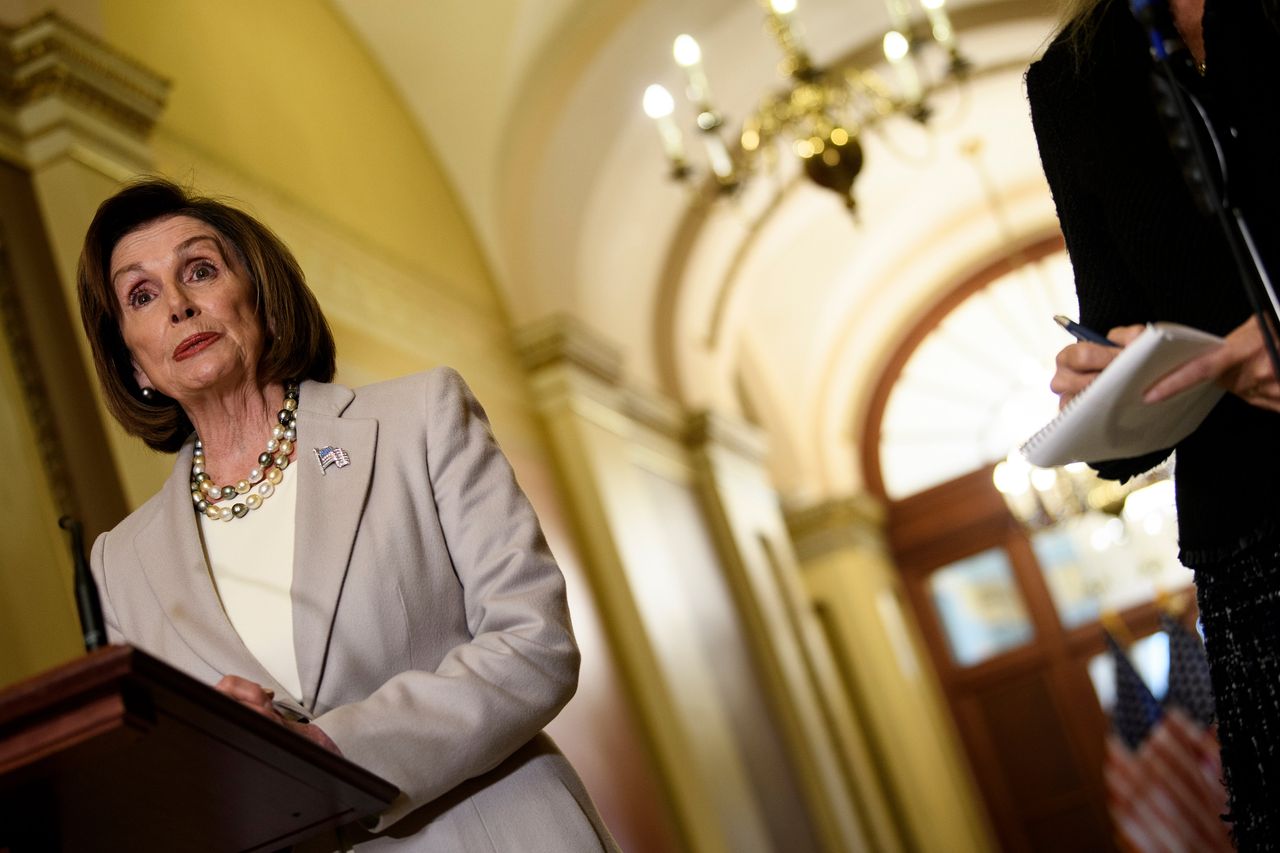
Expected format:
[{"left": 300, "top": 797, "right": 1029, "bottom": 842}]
[{"left": 1022, "top": 322, "right": 1226, "bottom": 468}]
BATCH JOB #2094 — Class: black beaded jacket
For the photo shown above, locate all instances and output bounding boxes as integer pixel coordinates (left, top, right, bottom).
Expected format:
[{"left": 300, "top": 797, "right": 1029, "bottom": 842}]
[{"left": 1025, "top": 0, "right": 1280, "bottom": 562}]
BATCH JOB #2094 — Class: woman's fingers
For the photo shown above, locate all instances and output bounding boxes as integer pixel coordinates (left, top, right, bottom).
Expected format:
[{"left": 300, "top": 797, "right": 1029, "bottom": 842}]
[
  {"left": 1145, "top": 315, "right": 1280, "bottom": 406},
  {"left": 1056, "top": 341, "right": 1122, "bottom": 374},
  {"left": 214, "top": 678, "right": 334, "bottom": 751},
  {"left": 1051, "top": 341, "right": 1124, "bottom": 406},
  {"left": 1049, "top": 327, "right": 1142, "bottom": 410},
  {"left": 1143, "top": 346, "right": 1228, "bottom": 403},
  {"left": 1227, "top": 327, "right": 1280, "bottom": 412},
  {"left": 1239, "top": 377, "right": 1280, "bottom": 413},
  {"left": 214, "top": 674, "right": 278, "bottom": 718},
  {"left": 1107, "top": 324, "right": 1146, "bottom": 346},
  {"left": 285, "top": 720, "right": 343, "bottom": 755},
  {"left": 1054, "top": 315, "right": 1280, "bottom": 409}
]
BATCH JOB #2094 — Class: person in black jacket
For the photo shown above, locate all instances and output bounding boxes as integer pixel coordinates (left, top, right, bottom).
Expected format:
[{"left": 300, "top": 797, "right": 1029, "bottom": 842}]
[{"left": 1028, "top": 0, "right": 1280, "bottom": 844}]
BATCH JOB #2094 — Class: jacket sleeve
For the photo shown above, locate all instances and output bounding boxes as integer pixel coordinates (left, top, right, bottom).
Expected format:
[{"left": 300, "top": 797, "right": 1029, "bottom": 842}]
[
  {"left": 312, "top": 368, "right": 579, "bottom": 831},
  {"left": 89, "top": 531, "right": 129, "bottom": 647},
  {"left": 1027, "top": 52, "right": 1172, "bottom": 480}
]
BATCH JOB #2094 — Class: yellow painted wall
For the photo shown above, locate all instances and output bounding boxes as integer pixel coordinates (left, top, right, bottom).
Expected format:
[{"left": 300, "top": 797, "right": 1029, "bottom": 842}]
[
  {"left": 101, "top": 0, "right": 494, "bottom": 303},
  {"left": 0, "top": 13, "right": 674, "bottom": 851},
  {"left": 0, "top": 0, "right": 568, "bottom": 698},
  {"left": 0, "top": 328, "right": 82, "bottom": 685},
  {"left": 17, "top": 0, "right": 531, "bottom": 509}
]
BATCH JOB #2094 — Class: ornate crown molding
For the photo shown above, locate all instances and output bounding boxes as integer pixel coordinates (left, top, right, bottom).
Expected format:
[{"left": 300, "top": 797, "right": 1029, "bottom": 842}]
[
  {"left": 514, "top": 313, "right": 625, "bottom": 387},
  {"left": 516, "top": 314, "right": 707, "bottom": 444},
  {"left": 683, "top": 409, "right": 767, "bottom": 463},
  {"left": 785, "top": 493, "right": 888, "bottom": 561},
  {"left": 0, "top": 12, "right": 169, "bottom": 173}
]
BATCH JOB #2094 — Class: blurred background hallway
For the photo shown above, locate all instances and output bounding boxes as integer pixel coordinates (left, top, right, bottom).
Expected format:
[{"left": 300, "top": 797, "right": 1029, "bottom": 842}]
[{"left": 0, "top": 1, "right": 1205, "bottom": 849}]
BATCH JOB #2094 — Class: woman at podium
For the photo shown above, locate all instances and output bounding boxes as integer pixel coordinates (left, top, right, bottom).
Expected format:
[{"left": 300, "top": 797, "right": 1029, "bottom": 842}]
[{"left": 74, "top": 178, "right": 617, "bottom": 850}]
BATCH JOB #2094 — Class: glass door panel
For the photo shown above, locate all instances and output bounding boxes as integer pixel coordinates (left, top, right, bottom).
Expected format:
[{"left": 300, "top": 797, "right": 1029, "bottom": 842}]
[{"left": 928, "top": 547, "right": 1035, "bottom": 667}]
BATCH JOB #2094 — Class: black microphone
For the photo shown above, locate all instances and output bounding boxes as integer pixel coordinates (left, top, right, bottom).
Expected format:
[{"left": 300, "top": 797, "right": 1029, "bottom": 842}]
[
  {"left": 58, "top": 516, "right": 107, "bottom": 651},
  {"left": 1130, "top": 0, "right": 1280, "bottom": 383},
  {"left": 1129, "top": 0, "right": 1222, "bottom": 217},
  {"left": 1129, "top": 0, "right": 1191, "bottom": 65}
]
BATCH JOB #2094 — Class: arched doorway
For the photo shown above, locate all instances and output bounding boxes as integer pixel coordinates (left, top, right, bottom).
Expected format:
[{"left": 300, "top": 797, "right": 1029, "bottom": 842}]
[{"left": 862, "top": 239, "right": 1196, "bottom": 851}]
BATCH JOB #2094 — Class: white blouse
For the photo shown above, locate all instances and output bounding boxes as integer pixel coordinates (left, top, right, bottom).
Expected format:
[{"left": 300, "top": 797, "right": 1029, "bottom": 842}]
[{"left": 197, "top": 469, "right": 303, "bottom": 702}]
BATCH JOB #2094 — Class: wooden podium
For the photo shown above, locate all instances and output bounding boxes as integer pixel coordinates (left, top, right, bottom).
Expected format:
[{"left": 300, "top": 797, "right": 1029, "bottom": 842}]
[{"left": 0, "top": 645, "right": 397, "bottom": 852}]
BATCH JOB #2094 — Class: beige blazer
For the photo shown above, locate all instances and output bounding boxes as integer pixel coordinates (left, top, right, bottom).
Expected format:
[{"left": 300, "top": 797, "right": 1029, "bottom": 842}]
[{"left": 90, "top": 368, "right": 616, "bottom": 852}]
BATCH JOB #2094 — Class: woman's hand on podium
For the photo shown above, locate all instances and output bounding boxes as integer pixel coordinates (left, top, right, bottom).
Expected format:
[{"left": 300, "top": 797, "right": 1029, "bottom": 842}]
[{"left": 214, "top": 674, "right": 341, "bottom": 755}]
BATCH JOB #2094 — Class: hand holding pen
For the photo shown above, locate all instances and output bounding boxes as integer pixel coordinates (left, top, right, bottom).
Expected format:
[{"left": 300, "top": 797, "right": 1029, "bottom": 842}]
[
  {"left": 1049, "top": 316, "right": 1144, "bottom": 408},
  {"left": 1053, "top": 315, "right": 1121, "bottom": 348}
]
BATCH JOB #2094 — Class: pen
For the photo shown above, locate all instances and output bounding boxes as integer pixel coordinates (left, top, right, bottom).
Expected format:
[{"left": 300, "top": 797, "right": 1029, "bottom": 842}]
[{"left": 1053, "top": 315, "right": 1121, "bottom": 348}]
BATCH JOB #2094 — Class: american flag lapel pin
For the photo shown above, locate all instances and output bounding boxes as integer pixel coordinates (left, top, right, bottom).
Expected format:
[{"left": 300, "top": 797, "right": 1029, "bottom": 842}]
[{"left": 314, "top": 445, "right": 351, "bottom": 475}]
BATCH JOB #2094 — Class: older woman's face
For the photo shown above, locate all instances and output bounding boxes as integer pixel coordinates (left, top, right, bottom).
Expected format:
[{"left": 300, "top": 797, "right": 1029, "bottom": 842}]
[{"left": 110, "top": 215, "right": 264, "bottom": 404}]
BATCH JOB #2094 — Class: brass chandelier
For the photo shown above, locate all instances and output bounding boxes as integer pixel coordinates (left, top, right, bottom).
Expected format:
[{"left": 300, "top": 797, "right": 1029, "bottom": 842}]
[
  {"left": 643, "top": 0, "right": 972, "bottom": 211},
  {"left": 993, "top": 453, "right": 1174, "bottom": 532}
]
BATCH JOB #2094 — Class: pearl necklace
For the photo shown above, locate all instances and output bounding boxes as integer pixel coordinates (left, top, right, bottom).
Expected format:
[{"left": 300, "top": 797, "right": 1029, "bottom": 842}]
[{"left": 191, "top": 382, "right": 299, "bottom": 522}]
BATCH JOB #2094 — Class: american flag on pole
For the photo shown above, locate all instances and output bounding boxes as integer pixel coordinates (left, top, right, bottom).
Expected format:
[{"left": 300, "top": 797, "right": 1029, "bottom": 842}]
[
  {"left": 1161, "top": 612, "right": 1215, "bottom": 728},
  {"left": 1106, "top": 631, "right": 1162, "bottom": 750},
  {"left": 1103, "top": 621, "right": 1230, "bottom": 852},
  {"left": 314, "top": 445, "right": 351, "bottom": 475},
  {"left": 1106, "top": 713, "right": 1230, "bottom": 853}
]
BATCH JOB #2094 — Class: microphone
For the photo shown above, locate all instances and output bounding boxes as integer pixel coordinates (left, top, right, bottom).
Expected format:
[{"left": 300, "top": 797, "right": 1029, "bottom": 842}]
[
  {"left": 1129, "top": 0, "right": 1280, "bottom": 385},
  {"left": 1128, "top": 0, "right": 1190, "bottom": 65},
  {"left": 58, "top": 516, "right": 107, "bottom": 652},
  {"left": 1128, "top": 0, "right": 1221, "bottom": 217}
]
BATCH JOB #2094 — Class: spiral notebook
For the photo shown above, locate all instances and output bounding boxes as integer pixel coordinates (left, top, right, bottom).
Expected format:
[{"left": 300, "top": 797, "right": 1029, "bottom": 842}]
[{"left": 1021, "top": 322, "right": 1226, "bottom": 467}]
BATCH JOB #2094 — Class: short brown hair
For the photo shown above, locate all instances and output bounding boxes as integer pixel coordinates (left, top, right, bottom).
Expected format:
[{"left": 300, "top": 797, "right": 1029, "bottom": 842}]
[{"left": 77, "top": 178, "right": 336, "bottom": 452}]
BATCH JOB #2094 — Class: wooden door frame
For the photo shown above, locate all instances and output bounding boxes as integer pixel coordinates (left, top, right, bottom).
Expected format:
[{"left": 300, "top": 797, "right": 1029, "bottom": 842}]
[{"left": 890, "top": 466, "right": 1192, "bottom": 849}]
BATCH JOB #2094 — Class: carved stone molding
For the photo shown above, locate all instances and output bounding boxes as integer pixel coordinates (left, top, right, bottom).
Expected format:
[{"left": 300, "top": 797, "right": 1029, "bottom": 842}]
[
  {"left": 785, "top": 493, "right": 889, "bottom": 561},
  {"left": 0, "top": 12, "right": 168, "bottom": 173},
  {"left": 683, "top": 409, "right": 767, "bottom": 464},
  {"left": 513, "top": 313, "right": 625, "bottom": 387},
  {"left": 516, "top": 314, "right": 779, "bottom": 457}
]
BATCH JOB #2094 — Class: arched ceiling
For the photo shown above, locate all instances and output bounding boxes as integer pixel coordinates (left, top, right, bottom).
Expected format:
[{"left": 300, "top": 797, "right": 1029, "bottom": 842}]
[
  {"left": 0, "top": 0, "right": 1063, "bottom": 505},
  {"left": 328, "top": 0, "right": 1062, "bottom": 500},
  {"left": 330, "top": 0, "right": 1063, "bottom": 502}
]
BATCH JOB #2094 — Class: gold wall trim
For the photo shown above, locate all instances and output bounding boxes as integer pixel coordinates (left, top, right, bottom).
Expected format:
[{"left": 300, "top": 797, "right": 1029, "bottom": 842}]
[
  {"left": 4, "top": 12, "right": 169, "bottom": 132},
  {"left": 514, "top": 313, "right": 625, "bottom": 386},
  {"left": 515, "top": 313, "right": 695, "bottom": 443},
  {"left": 1, "top": 12, "right": 168, "bottom": 174},
  {"left": 620, "top": 385, "right": 684, "bottom": 443},
  {"left": 683, "top": 410, "right": 767, "bottom": 464},
  {"left": 0, "top": 232, "right": 74, "bottom": 521},
  {"left": 785, "top": 493, "right": 889, "bottom": 562}
]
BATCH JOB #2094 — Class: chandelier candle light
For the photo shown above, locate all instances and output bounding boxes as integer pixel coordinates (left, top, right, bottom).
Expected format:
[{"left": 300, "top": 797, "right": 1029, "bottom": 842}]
[
  {"left": 643, "top": 0, "right": 971, "bottom": 210},
  {"left": 993, "top": 451, "right": 1172, "bottom": 532}
]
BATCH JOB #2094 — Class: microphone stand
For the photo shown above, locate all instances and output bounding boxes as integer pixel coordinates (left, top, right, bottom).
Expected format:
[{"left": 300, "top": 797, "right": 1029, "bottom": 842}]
[
  {"left": 58, "top": 516, "right": 107, "bottom": 652},
  {"left": 1130, "top": 0, "right": 1280, "bottom": 382}
]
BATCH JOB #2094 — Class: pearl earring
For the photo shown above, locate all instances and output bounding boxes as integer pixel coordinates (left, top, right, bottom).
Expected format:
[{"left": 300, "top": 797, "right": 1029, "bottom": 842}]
[{"left": 141, "top": 387, "right": 155, "bottom": 401}]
